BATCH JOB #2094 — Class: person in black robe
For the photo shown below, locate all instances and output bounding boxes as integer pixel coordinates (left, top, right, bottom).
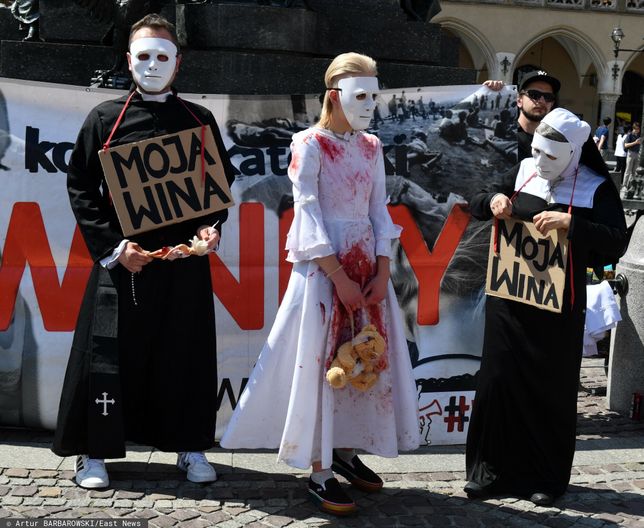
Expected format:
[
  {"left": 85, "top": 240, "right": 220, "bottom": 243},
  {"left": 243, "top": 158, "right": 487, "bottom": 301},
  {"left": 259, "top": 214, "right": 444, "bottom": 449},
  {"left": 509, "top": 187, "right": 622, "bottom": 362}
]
[
  {"left": 465, "top": 108, "right": 627, "bottom": 505},
  {"left": 52, "top": 14, "right": 235, "bottom": 489}
]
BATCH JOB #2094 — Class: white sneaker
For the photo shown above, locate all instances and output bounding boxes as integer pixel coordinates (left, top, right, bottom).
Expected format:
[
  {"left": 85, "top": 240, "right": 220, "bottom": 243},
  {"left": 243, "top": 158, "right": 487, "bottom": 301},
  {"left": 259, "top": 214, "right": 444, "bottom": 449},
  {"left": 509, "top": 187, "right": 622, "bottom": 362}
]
[
  {"left": 75, "top": 455, "right": 109, "bottom": 489},
  {"left": 177, "top": 451, "right": 217, "bottom": 483}
]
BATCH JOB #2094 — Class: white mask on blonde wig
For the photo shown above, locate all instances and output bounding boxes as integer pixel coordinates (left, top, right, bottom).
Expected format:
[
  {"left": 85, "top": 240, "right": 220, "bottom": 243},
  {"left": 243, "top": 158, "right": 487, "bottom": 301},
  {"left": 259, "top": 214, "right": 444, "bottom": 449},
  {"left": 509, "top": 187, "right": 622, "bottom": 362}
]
[
  {"left": 129, "top": 37, "right": 178, "bottom": 93},
  {"left": 337, "top": 76, "right": 380, "bottom": 130},
  {"left": 531, "top": 133, "right": 574, "bottom": 181}
]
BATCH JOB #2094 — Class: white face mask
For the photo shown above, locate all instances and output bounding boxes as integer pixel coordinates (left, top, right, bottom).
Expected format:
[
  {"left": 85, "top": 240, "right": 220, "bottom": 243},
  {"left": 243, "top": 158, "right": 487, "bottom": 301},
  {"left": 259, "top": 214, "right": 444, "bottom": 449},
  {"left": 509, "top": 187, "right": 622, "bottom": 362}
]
[
  {"left": 129, "top": 37, "right": 178, "bottom": 93},
  {"left": 337, "top": 76, "right": 380, "bottom": 130},
  {"left": 531, "top": 133, "right": 574, "bottom": 181}
]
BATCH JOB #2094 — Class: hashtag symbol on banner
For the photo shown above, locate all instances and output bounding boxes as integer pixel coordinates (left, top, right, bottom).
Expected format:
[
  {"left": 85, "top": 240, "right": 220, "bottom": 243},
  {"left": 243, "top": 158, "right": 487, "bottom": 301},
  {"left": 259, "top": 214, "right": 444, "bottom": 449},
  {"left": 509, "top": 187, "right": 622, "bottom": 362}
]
[{"left": 443, "top": 395, "right": 470, "bottom": 432}]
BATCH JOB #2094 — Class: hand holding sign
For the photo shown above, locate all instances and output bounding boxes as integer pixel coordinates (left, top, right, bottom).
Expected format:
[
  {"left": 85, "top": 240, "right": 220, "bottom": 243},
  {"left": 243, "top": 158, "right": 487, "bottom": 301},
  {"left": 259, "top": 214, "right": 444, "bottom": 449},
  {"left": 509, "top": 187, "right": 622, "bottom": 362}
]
[
  {"left": 486, "top": 217, "right": 568, "bottom": 313},
  {"left": 490, "top": 194, "right": 513, "bottom": 219},
  {"left": 198, "top": 224, "right": 221, "bottom": 252},
  {"left": 533, "top": 211, "right": 571, "bottom": 235},
  {"left": 118, "top": 242, "right": 153, "bottom": 273}
]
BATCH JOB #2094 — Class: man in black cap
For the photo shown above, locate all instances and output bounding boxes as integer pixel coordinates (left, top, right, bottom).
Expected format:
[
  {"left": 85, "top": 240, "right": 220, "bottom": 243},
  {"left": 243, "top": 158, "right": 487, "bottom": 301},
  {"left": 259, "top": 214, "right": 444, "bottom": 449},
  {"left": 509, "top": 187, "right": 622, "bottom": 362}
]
[
  {"left": 484, "top": 70, "right": 560, "bottom": 162},
  {"left": 515, "top": 70, "right": 560, "bottom": 160}
]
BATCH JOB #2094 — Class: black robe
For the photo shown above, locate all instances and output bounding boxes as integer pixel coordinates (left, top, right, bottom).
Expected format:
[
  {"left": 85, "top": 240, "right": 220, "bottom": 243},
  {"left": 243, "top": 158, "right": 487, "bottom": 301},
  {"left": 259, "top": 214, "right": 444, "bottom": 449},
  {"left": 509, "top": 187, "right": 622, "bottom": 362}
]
[
  {"left": 465, "top": 164, "right": 626, "bottom": 498},
  {"left": 52, "top": 91, "right": 235, "bottom": 459}
]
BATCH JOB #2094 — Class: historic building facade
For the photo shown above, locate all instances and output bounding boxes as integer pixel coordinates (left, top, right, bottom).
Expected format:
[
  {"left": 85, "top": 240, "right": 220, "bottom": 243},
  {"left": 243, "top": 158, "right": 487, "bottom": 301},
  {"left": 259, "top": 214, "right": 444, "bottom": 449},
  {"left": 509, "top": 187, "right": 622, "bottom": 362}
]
[{"left": 435, "top": 0, "right": 644, "bottom": 147}]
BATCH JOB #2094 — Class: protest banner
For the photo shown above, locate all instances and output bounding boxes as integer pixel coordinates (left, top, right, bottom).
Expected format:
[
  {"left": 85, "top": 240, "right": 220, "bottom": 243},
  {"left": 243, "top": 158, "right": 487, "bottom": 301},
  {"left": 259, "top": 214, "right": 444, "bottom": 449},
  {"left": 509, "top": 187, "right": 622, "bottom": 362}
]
[
  {"left": 0, "top": 78, "right": 517, "bottom": 444},
  {"left": 485, "top": 217, "right": 568, "bottom": 313},
  {"left": 99, "top": 126, "right": 234, "bottom": 236}
]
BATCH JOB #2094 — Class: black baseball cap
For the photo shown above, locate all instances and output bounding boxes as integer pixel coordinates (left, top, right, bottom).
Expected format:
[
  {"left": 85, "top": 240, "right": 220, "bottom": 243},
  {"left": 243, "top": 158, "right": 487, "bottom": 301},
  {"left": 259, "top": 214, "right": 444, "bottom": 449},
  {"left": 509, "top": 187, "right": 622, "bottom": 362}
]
[{"left": 518, "top": 70, "right": 561, "bottom": 94}]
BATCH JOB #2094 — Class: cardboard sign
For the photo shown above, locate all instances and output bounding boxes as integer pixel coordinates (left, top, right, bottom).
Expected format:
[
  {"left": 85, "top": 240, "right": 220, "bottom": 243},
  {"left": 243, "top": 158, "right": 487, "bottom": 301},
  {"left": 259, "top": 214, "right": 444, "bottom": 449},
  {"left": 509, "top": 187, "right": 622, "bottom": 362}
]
[
  {"left": 485, "top": 218, "right": 568, "bottom": 313},
  {"left": 99, "top": 126, "right": 234, "bottom": 236}
]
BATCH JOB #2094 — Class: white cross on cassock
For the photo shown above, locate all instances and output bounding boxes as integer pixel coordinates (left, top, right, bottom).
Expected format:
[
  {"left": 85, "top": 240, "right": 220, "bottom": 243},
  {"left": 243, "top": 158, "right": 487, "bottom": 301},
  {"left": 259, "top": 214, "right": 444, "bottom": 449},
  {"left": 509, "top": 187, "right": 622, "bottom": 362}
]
[{"left": 95, "top": 392, "right": 116, "bottom": 416}]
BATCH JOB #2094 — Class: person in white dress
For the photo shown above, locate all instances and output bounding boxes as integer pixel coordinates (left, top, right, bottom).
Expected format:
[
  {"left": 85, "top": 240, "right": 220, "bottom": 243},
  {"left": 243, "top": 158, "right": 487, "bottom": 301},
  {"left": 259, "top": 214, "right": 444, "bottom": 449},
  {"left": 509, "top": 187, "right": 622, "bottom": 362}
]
[{"left": 220, "top": 52, "right": 420, "bottom": 515}]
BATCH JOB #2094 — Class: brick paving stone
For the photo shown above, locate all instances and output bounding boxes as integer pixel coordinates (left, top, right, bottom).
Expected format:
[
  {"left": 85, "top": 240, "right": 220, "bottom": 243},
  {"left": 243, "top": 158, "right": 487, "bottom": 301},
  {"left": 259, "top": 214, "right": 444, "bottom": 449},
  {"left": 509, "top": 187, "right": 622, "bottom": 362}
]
[
  {"left": 64, "top": 498, "right": 91, "bottom": 508},
  {"left": 169, "top": 508, "right": 201, "bottom": 522},
  {"left": 34, "top": 479, "right": 58, "bottom": 487},
  {"left": 114, "top": 499, "right": 134, "bottom": 508},
  {"left": 85, "top": 489, "right": 113, "bottom": 499},
  {"left": 132, "top": 499, "right": 156, "bottom": 508},
  {"left": 43, "top": 498, "right": 67, "bottom": 506},
  {"left": 180, "top": 519, "right": 215, "bottom": 528},
  {"left": 50, "top": 509, "right": 84, "bottom": 518},
  {"left": 592, "top": 512, "right": 626, "bottom": 523},
  {"left": 63, "top": 488, "right": 90, "bottom": 499},
  {"left": 393, "top": 515, "right": 425, "bottom": 526},
  {"left": 129, "top": 508, "right": 160, "bottom": 519},
  {"left": 263, "top": 514, "right": 294, "bottom": 527},
  {"left": 155, "top": 500, "right": 174, "bottom": 509},
  {"left": 576, "top": 518, "right": 607, "bottom": 527},
  {"left": 30, "top": 470, "right": 57, "bottom": 478},
  {"left": 542, "top": 517, "right": 575, "bottom": 528},
  {"left": 4, "top": 468, "right": 29, "bottom": 478},
  {"left": 90, "top": 498, "right": 114, "bottom": 508},
  {"left": 11, "top": 478, "right": 35, "bottom": 486},
  {"left": 173, "top": 499, "right": 198, "bottom": 508},
  {"left": 234, "top": 513, "right": 264, "bottom": 525},
  {"left": 246, "top": 500, "right": 267, "bottom": 510},
  {"left": 22, "top": 497, "right": 45, "bottom": 506},
  {"left": 244, "top": 523, "right": 272, "bottom": 528},
  {"left": 2, "top": 496, "right": 23, "bottom": 505},
  {"left": 150, "top": 514, "right": 180, "bottom": 528},
  {"left": 202, "top": 510, "right": 234, "bottom": 524},
  {"left": 21, "top": 507, "right": 51, "bottom": 518},
  {"left": 148, "top": 492, "right": 176, "bottom": 501},
  {"left": 197, "top": 502, "right": 221, "bottom": 510},
  {"left": 115, "top": 490, "right": 146, "bottom": 500}
]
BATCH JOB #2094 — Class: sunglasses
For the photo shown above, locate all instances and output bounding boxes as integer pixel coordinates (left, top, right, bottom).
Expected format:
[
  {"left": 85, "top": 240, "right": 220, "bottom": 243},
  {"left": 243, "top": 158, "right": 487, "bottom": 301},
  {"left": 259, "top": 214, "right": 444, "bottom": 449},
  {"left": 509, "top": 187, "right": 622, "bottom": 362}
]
[{"left": 521, "top": 89, "right": 556, "bottom": 103}]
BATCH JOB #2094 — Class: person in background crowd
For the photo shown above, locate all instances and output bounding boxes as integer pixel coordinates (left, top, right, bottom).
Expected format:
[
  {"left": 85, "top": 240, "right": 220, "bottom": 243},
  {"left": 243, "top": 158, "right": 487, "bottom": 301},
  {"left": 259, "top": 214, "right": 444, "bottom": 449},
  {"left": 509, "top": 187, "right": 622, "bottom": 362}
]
[
  {"left": 613, "top": 125, "right": 628, "bottom": 187},
  {"left": 623, "top": 122, "right": 641, "bottom": 196},
  {"left": 594, "top": 116, "right": 612, "bottom": 161}
]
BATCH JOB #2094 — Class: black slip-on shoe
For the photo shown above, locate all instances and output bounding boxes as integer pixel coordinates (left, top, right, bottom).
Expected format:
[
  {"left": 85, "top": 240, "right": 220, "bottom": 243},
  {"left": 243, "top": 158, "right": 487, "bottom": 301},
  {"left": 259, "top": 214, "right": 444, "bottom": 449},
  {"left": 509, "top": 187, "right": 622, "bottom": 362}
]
[
  {"left": 308, "top": 477, "right": 357, "bottom": 516},
  {"left": 464, "top": 480, "right": 491, "bottom": 499},
  {"left": 530, "top": 492, "right": 555, "bottom": 506},
  {"left": 331, "top": 451, "right": 384, "bottom": 493}
]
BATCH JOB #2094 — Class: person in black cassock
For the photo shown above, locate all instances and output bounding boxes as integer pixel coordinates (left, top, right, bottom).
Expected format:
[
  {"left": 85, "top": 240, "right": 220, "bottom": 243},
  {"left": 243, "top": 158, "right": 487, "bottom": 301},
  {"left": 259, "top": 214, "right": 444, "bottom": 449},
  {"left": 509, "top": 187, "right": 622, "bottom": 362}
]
[
  {"left": 465, "top": 108, "right": 627, "bottom": 505},
  {"left": 52, "top": 13, "right": 235, "bottom": 489}
]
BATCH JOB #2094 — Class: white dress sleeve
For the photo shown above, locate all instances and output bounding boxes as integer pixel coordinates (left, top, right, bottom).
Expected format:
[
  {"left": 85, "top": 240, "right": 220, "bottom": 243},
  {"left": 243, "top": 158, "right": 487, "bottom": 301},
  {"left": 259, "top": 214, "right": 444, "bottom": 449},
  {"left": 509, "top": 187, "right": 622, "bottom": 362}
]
[
  {"left": 285, "top": 133, "right": 335, "bottom": 263},
  {"left": 369, "top": 140, "right": 402, "bottom": 258}
]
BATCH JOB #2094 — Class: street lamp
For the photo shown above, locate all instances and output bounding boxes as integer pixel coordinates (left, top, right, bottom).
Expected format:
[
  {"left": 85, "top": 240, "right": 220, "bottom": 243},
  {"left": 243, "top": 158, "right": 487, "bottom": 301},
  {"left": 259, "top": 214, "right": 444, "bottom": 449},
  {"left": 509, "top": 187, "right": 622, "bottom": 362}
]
[
  {"left": 611, "top": 26, "right": 625, "bottom": 58},
  {"left": 611, "top": 26, "right": 644, "bottom": 59}
]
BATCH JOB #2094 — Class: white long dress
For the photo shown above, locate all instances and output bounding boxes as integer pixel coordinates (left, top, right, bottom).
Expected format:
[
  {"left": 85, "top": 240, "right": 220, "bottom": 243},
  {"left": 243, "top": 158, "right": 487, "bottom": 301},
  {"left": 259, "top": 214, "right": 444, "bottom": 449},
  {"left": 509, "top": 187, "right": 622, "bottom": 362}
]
[{"left": 220, "top": 127, "right": 420, "bottom": 470}]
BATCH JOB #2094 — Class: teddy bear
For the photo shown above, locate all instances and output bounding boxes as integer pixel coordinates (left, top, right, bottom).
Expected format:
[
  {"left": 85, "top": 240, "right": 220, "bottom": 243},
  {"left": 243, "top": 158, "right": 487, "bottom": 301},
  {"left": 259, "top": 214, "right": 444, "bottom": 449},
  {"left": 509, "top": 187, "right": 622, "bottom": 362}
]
[{"left": 326, "top": 324, "right": 386, "bottom": 392}]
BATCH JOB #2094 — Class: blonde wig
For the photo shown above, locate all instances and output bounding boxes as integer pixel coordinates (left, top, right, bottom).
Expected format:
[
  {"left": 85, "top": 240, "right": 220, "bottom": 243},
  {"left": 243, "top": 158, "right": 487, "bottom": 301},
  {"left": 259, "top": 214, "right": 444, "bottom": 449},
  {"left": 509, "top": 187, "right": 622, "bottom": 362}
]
[{"left": 317, "top": 52, "right": 378, "bottom": 130}]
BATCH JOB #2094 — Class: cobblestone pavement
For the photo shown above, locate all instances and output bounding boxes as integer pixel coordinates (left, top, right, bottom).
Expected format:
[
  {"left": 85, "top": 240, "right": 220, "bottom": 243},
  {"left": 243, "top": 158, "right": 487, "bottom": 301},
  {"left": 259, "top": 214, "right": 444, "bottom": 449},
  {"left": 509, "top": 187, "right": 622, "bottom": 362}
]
[{"left": 1, "top": 359, "right": 643, "bottom": 527}]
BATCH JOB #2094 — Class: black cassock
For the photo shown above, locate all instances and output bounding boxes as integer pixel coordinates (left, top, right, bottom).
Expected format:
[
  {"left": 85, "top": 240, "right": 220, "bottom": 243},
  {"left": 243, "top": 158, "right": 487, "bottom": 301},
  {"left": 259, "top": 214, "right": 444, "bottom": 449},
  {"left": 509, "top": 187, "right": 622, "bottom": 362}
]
[
  {"left": 52, "top": 91, "right": 235, "bottom": 459},
  {"left": 466, "top": 164, "right": 626, "bottom": 498}
]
